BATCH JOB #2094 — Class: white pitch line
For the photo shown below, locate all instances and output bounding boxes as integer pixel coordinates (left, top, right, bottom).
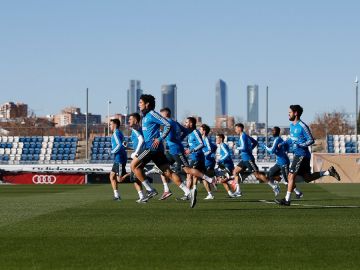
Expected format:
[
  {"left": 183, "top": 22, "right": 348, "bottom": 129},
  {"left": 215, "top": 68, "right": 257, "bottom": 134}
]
[{"left": 258, "top": 200, "right": 360, "bottom": 208}]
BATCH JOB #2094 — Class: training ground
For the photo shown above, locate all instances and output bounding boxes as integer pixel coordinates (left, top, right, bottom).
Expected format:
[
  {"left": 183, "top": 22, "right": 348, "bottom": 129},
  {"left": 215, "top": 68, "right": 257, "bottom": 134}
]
[{"left": 0, "top": 183, "right": 359, "bottom": 270}]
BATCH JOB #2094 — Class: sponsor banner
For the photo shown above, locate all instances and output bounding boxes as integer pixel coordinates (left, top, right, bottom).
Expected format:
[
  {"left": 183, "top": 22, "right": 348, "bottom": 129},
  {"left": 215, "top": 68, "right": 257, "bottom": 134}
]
[
  {"left": 312, "top": 153, "right": 360, "bottom": 183},
  {"left": 2, "top": 173, "right": 85, "bottom": 185},
  {"left": 0, "top": 164, "right": 116, "bottom": 174}
]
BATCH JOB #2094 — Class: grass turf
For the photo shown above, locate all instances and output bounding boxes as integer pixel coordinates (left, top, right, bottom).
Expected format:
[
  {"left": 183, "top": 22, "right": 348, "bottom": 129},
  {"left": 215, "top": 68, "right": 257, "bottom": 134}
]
[{"left": 0, "top": 183, "right": 360, "bottom": 270}]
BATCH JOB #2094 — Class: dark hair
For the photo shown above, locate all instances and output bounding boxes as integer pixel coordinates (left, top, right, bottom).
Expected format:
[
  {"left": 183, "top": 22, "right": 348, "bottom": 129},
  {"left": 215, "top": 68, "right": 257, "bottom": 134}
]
[
  {"left": 187, "top": 117, "right": 196, "bottom": 128},
  {"left": 140, "top": 94, "right": 156, "bottom": 110},
  {"left": 110, "top": 118, "right": 120, "bottom": 128},
  {"left": 201, "top": 124, "right": 210, "bottom": 136},
  {"left": 235, "top": 123, "right": 244, "bottom": 130},
  {"left": 129, "top": 113, "right": 141, "bottom": 123},
  {"left": 273, "top": 126, "right": 280, "bottom": 136},
  {"left": 160, "top": 107, "right": 171, "bottom": 117},
  {"left": 217, "top": 134, "right": 225, "bottom": 141},
  {"left": 290, "top": 105, "right": 303, "bottom": 117}
]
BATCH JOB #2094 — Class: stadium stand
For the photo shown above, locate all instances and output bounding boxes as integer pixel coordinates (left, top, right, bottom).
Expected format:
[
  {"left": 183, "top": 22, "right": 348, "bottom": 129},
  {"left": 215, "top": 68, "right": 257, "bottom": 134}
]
[
  {"left": 0, "top": 136, "right": 78, "bottom": 163},
  {"left": 327, "top": 134, "right": 360, "bottom": 153}
]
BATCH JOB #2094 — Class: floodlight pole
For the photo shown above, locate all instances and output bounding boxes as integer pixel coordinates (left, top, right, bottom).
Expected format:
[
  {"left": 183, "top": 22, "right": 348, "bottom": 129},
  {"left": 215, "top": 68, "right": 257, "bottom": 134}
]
[
  {"left": 265, "top": 86, "right": 269, "bottom": 157},
  {"left": 85, "top": 88, "right": 89, "bottom": 162},
  {"left": 356, "top": 77, "right": 359, "bottom": 153}
]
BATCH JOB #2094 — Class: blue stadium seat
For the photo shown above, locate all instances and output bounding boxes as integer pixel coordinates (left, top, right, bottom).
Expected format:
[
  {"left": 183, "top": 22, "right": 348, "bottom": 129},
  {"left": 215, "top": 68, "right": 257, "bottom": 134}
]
[
  {"left": 63, "top": 154, "right": 69, "bottom": 160},
  {"left": 59, "top": 143, "right": 65, "bottom": 148},
  {"left": 51, "top": 154, "right": 57, "bottom": 160},
  {"left": 70, "top": 148, "right": 77, "bottom": 154},
  {"left": 58, "top": 148, "right": 64, "bottom": 155},
  {"left": 36, "top": 143, "right": 42, "bottom": 148},
  {"left": 34, "top": 149, "right": 41, "bottom": 155},
  {"left": 91, "top": 154, "right": 97, "bottom": 160},
  {"left": 33, "top": 154, "right": 39, "bottom": 161},
  {"left": 19, "top": 137, "right": 25, "bottom": 143},
  {"left": 105, "top": 137, "right": 111, "bottom": 142},
  {"left": 52, "top": 148, "right": 58, "bottom": 155},
  {"left": 71, "top": 142, "right": 77, "bottom": 148},
  {"left": 28, "top": 148, "right": 35, "bottom": 155},
  {"left": 97, "top": 154, "right": 103, "bottom": 160},
  {"left": 64, "top": 148, "right": 70, "bottom": 155},
  {"left": 27, "top": 154, "right": 33, "bottom": 161},
  {"left": 57, "top": 154, "right": 63, "bottom": 160},
  {"left": 99, "top": 148, "right": 105, "bottom": 154},
  {"left": 100, "top": 137, "right": 105, "bottom": 142},
  {"left": 20, "top": 155, "right": 27, "bottom": 161},
  {"left": 94, "top": 137, "right": 100, "bottom": 142},
  {"left": 0, "top": 143, "right": 5, "bottom": 148},
  {"left": 53, "top": 142, "right": 60, "bottom": 148},
  {"left": 65, "top": 143, "right": 71, "bottom": 148},
  {"left": 60, "top": 137, "right": 66, "bottom": 143}
]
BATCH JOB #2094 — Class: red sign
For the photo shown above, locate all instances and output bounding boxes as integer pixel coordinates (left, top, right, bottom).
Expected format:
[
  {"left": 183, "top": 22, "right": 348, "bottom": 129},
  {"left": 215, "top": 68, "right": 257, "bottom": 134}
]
[{"left": 3, "top": 173, "right": 85, "bottom": 185}]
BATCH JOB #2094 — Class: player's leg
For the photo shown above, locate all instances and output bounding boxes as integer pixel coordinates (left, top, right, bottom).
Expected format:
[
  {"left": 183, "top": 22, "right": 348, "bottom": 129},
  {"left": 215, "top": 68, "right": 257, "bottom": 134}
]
[
  {"left": 233, "top": 163, "right": 244, "bottom": 196},
  {"left": 130, "top": 150, "right": 157, "bottom": 198},
  {"left": 109, "top": 163, "right": 120, "bottom": 200}
]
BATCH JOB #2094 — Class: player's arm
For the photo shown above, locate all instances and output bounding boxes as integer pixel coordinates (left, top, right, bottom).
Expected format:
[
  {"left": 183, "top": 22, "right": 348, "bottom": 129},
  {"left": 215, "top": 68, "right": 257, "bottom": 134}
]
[
  {"left": 191, "top": 131, "right": 204, "bottom": 152},
  {"left": 202, "top": 137, "right": 212, "bottom": 156},
  {"left": 111, "top": 131, "right": 122, "bottom": 154},
  {"left": 131, "top": 130, "right": 144, "bottom": 158},
  {"left": 298, "top": 124, "right": 315, "bottom": 147},
  {"left": 178, "top": 123, "right": 190, "bottom": 141},
  {"left": 219, "top": 144, "right": 230, "bottom": 162},
  {"left": 266, "top": 137, "right": 279, "bottom": 154},
  {"left": 236, "top": 134, "right": 246, "bottom": 151},
  {"left": 250, "top": 136, "right": 258, "bottom": 150}
]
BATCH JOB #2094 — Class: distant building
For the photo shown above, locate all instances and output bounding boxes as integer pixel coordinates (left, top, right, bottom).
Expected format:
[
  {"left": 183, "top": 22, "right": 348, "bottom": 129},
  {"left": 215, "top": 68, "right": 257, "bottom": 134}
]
[
  {"left": 54, "top": 107, "right": 101, "bottom": 127},
  {"left": 215, "top": 116, "right": 235, "bottom": 129},
  {"left": 247, "top": 85, "right": 259, "bottom": 122},
  {"left": 0, "top": 102, "right": 28, "bottom": 119},
  {"left": 127, "top": 80, "right": 143, "bottom": 114},
  {"left": 215, "top": 79, "right": 228, "bottom": 117},
  {"left": 107, "top": 113, "right": 127, "bottom": 126},
  {"left": 161, "top": 84, "right": 177, "bottom": 120}
]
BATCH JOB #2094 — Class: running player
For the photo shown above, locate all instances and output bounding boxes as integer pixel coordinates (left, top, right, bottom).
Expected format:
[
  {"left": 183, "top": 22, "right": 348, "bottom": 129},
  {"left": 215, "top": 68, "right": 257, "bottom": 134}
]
[
  {"left": 130, "top": 94, "right": 191, "bottom": 203},
  {"left": 199, "top": 124, "right": 217, "bottom": 200},
  {"left": 277, "top": 105, "right": 341, "bottom": 206},
  {"left": 109, "top": 118, "right": 127, "bottom": 201},
  {"left": 214, "top": 134, "right": 237, "bottom": 198},
  {"left": 158, "top": 107, "right": 190, "bottom": 200},
  {"left": 265, "top": 126, "right": 303, "bottom": 198},
  {"left": 233, "top": 123, "right": 275, "bottom": 196},
  {"left": 183, "top": 117, "right": 214, "bottom": 208},
  {"left": 125, "top": 112, "right": 148, "bottom": 203}
]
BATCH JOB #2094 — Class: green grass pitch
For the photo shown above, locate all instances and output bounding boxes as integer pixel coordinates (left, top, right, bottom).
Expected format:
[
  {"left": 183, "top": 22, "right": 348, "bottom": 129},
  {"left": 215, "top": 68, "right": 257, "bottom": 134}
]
[{"left": 0, "top": 183, "right": 360, "bottom": 270}]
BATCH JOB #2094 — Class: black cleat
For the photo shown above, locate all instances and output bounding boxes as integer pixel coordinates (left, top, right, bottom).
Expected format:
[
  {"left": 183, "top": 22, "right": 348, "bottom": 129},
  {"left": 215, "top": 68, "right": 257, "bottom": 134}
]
[
  {"left": 275, "top": 198, "right": 291, "bottom": 206},
  {"left": 295, "top": 191, "right": 304, "bottom": 199},
  {"left": 328, "top": 166, "right": 341, "bottom": 181}
]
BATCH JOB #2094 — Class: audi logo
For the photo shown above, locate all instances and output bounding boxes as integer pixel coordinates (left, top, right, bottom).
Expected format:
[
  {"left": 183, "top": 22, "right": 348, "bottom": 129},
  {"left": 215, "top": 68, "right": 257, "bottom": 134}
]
[{"left": 32, "top": 175, "right": 57, "bottom": 184}]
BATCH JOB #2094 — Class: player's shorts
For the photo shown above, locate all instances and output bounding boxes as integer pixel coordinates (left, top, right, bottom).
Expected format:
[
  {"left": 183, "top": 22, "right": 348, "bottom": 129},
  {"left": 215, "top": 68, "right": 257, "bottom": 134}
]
[
  {"left": 111, "top": 162, "right": 127, "bottom": 176},
  {"left": 137, "top": 149, "right": 169, "bottom": 172},
  {"left": 205, "top": 164, "right": 216, "bottom": 177},
  {"left": 289, "top": 155, "right": 311, "bottom": 176},
  {"left": 215, "top": 165, "right": 232, "bottom": 179},
  {"left": 236, "top": 159, "right": 259, "bottom": 172},
  {"left": 268, "top": 164, "right": 289, "bottom": 181},
  {"left": 166, "top": 152, "right": 190, "bottom": 169},
  {"left": 189, "top": 159, "right": 206, "bottom": 173}
]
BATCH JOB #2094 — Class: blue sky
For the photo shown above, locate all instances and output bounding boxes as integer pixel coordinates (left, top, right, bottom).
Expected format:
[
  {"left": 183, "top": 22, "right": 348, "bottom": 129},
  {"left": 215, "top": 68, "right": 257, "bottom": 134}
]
[{"left": 0, "top": 0, "right": 359, "bottom": 126}]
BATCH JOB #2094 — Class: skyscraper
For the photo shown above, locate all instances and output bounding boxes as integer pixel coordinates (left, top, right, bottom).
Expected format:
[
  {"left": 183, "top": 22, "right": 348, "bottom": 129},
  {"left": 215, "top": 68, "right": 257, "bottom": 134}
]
[
  {"left": 161, "top": 84, "right": 177, "bottom": 120},
  {"left": 247, "top": 85, "right": 259, "bottom": 122},
  {"left": 127, "top": 80, "right": 143, "bottom": 114},
  {"left": 215, "top": 79, "right": 228, "bottom": 117}
]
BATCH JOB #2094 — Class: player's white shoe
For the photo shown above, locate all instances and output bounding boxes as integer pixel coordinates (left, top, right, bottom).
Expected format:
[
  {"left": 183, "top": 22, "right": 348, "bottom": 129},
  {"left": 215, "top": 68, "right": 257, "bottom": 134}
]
[
  {"left": 204, "top": 194, "right": 214, "bottom": 200},
  {"left": 233, "top": 191, "right": 242, "bottom": 197},
  {"left": 273, "top": 185, "right": 280, "bottom": 197}
]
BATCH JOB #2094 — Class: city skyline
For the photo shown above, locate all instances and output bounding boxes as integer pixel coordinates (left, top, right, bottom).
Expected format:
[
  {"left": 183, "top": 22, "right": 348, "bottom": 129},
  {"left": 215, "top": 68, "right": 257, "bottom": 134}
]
[
  {"left": 0, "top": 1, "right": 359, "bottom": 127},
  {"left": 215, "top": 79, "right": 228, "bottom": 118},
  {"left": 247, "top": 85, "right": 259, "bottom": 122},
  {"left": 161, "top": 84, "right": 177, "bottom": 120}
]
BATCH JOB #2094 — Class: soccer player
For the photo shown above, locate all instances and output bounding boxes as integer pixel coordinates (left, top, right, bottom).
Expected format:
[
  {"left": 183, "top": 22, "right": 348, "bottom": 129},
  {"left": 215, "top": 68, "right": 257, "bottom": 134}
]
[
  {"left": 109, "top": 118, "right": 127, "bottom": 201},
  {"left": 183, "top": 117, "right": 214, "bottom": 208},
  {"left": 265, "top": 126, "right": 302, "bottom": 197},
  {"left": 130, "top": 94, "right": 191, "bottom": 203},
  {"left": 158, "top": 107, "right": 191, "bottom": 200},
  {"left": 125, "top": 112, "right": 148, "bottom": 203},
  {"left": 277, "top": 105, "right": 341, "bottom": 206},
  {"left": 215, "top": 134, "right": 237, "bottom": 198},
  {"left": 199, "top": 124, "right": 217, "bottom": 200},
  {"left": 233, "top": 123, "right": 273, "bottom": 196}
]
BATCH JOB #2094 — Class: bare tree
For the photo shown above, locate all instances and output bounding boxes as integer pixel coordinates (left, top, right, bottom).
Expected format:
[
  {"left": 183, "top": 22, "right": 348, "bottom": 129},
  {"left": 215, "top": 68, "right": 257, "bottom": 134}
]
[{"left": 310, "top": 111, "right": 353, "bottom": 139}]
